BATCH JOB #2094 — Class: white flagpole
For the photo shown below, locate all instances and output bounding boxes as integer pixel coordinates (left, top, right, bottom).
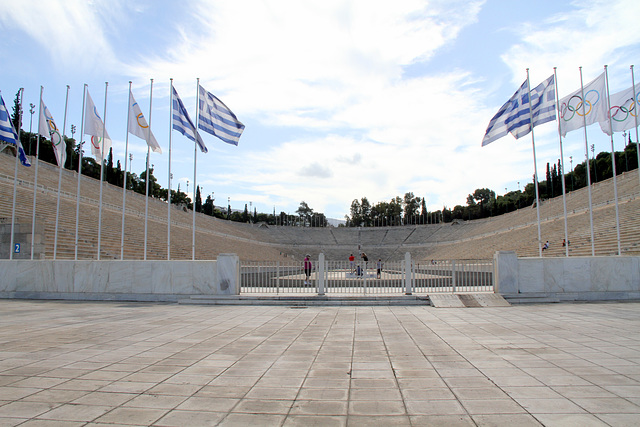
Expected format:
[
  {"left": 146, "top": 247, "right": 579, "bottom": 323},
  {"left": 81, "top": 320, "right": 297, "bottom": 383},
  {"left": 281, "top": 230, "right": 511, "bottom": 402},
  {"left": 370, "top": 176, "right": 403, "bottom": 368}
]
[
  {"left": 579, "top": 67, "right": 596, "bottom": 256},
  {"left": 121, "top": 82, "right": 132, "bottom": 260},
  {"left": 97, "top": 82, "right": 108, "bottom": 260},
  {"left": 30, "top": 86, "right": 44, "bottom": 260},
  {"left": 144, "top": 79, "right": 154, "bottom": 260},
  {"left": 9, "top": 88, "right": 24, "bottom": 261},
  {"left": 554, "top": 68, "right": 570, "bottom": 257},
  {"left": 168, "top": 78, "right": 173, "bottom": 260},
  {"left": 192, "top": 78, "right": 200, "bottom": 261},
  {"left": 53, "top": 84, "right": 70, "bottom": 260},
  {"left": 526, "top": 69, "right": 543, "bottom": 257},
  {"left": 631, "top": 65, "right": 640, "bottom": 190},
  {"left": 75, "top": 84, "right": 87, "bottom": 260},
  {"left": 604, "top": 65, "right": 622, "bottom": 255}
]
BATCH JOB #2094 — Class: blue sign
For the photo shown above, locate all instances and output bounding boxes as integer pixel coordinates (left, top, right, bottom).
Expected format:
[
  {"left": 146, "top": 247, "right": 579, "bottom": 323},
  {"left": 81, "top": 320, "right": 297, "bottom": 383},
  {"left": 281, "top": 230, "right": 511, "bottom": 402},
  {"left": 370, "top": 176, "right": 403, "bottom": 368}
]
[{"left": 14, "top": 243, "right": 20, "bottom": 253}]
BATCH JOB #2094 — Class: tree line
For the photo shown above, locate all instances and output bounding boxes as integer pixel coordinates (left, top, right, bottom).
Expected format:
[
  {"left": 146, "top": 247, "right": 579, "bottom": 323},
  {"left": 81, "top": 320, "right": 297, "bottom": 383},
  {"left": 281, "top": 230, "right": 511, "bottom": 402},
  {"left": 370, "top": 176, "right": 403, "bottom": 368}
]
[{"left": 344, "top": 139, "right": 638, "bottom": 226}]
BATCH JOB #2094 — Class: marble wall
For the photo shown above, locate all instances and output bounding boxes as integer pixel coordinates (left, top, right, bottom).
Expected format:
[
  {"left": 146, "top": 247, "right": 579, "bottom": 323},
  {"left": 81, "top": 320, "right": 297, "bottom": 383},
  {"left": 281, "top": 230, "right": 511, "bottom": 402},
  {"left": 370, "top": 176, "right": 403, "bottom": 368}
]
[
  {"left": 0, "top": 257, "right": 237, "bottom": 302},
  {"left": 495, "top": 252, "right": 640, "bottom": 301}
]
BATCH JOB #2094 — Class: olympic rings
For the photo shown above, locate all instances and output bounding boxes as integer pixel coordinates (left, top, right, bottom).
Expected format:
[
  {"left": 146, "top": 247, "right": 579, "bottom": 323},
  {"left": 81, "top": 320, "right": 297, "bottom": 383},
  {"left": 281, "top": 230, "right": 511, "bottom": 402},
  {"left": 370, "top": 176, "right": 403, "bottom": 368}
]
[
  {"left": 136, "top": 113, "right": 148, "bottom": 129},
  {"left": 560, "top": 89, "right": 601, "bottom": 122},
  {"left": 49, "top": 129, "right": 62, "bottom": 146},
  {"left": 609, "top": 93, "right": 639, "bottom": 123},
  {"left": 91, "top": 136, "right": 102, "bottom": 149}
]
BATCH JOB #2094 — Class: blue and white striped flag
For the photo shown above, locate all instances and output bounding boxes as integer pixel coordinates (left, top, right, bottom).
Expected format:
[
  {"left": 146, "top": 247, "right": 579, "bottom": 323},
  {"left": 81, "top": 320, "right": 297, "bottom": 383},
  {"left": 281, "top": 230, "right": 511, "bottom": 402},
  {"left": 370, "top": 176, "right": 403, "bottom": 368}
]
[
  {"left": 198, "top": 85, "right": 244, "bottom": 146},
  {"left": 482, "top": 75, "right": 556, "bottom": 146},
  {"left": 0, "top": 93, "right": 30, "bottom": 167},
  {"left": 172, "top": 86, "right": 207, "bottom": 153},
  {"left": 509, "top": 75, "right": 556, "bottom": 139},
  {"left": 482, "top": 80, "right": 527, "bottom": 146}
]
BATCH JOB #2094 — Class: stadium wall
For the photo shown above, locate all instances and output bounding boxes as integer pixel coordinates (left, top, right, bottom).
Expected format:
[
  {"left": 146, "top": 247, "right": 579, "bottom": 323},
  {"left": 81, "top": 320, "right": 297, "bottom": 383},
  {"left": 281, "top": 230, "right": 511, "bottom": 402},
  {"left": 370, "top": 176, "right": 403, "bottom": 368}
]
[
  {"left": 0, "top": 254, "right": 239, "bottom": 302},
  {"left": 495, "top": 251, "right": 640, "bottom": 302}
]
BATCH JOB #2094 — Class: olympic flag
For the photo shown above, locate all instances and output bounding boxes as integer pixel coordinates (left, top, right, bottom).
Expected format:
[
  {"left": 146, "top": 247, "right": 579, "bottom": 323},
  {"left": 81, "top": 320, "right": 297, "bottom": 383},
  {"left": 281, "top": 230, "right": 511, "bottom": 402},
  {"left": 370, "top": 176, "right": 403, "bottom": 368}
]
[
  {"left": 198, "top": 85, "right": 244, "bottom": 146},
  {"left": 83, "top": 89, "right": 112, "bottom": 162},
  {"left": 559, "top": 72, "right": 607, "bottom": 137},
  {"left": 128, "top": 90, "right": 161, "bottom": 153},
  {"left": 172, "top": 86, "right": 207, "bottom": 153},
  {"left": 0, "top": 93, "right": 30, "bottom": 167},
  {"left": 600, "top": 83, "right": 640, "bottom": 135},
  {"left": 38, "top": 100, "right": 66, "bottom": 167}
]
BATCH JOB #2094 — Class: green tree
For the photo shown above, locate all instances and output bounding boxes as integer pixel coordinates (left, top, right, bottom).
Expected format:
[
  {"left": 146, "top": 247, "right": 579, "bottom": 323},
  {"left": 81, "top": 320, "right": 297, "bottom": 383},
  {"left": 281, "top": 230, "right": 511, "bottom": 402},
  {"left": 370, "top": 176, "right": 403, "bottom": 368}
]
[
  {"left": 403, "top": 192, "right": 420, "bottom": 224},
  {"left": 296, "top": 201, "right": 314, "bottom": 226},
  {"left": 195, "top": 185, "right": 202, "bottom": 212},
  {"left": 11, "top": 90, "right": 22, "bottom": 134}
]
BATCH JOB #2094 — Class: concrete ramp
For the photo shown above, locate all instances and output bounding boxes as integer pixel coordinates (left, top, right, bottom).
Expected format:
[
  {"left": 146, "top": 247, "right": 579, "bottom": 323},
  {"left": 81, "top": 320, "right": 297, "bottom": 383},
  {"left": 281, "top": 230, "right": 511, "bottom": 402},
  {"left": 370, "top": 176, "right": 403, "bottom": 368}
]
[{"left": 430, "top": 293, "right": 510, "bottom": 308}]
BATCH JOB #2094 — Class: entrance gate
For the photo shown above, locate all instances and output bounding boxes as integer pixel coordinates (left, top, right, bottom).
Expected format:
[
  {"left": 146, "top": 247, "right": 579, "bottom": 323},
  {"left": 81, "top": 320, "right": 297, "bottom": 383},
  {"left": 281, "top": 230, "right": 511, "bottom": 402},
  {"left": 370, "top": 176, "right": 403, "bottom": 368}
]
[{"left": 241, "top": 253, "right": 494, "bottom": 295}]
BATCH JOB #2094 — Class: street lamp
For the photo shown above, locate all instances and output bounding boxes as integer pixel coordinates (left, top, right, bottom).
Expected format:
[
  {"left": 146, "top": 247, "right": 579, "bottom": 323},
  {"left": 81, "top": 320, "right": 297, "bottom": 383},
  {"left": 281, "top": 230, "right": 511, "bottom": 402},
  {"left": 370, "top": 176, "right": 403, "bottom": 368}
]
[
  {"left": 28, "top": 103, "right": 35, "bottom": 155},
  {"left": 591, "top": 144, "right": 597, "bottom": 182},
  {"left": 623, "top": 131, "right": 628, "bottom": 172},
  {"left": 227, "top": 196, "right": 230, "bottom": 220},
  {"left": 569, "top": 156, "right": 573, "bottom": 191}
]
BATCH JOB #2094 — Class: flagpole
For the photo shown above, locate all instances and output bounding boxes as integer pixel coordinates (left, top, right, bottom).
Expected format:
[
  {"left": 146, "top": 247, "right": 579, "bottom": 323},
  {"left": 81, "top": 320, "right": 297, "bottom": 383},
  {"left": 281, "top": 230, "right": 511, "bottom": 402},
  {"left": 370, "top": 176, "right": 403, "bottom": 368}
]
[
  {"left": 9, "top": 88, "right": 24, "bottom": 260},
  {"left": 579, "top": 67, "right": 596, "bottom": 256},
  {"left": 192, "top": 77, "right": 200, "bottom": 261},
  {"left": 168, "top": 78, "right": 173, "bottom": 260},
  {"left": 554, "top": 68, "right": 570, "bottom": 257},
  {"left": 631, "top": 65, "right": 640, "bottom": 191},
  {"left": 525, "top": 69, "right": 544, "bottom": 257},
  {"left": 121, "top": 81, "right": 132, "bottom": 260},
  {"left": 30, "top": 87, "right": 44, "bottom": 260},
  {"left": 75, "top": 85, "right": 87, "bottom": 260},
  {"left": 53, "top": 84, "right": 70, "bottom": 260},
  {"left": 604, "top": 65, "right": 621, "bottom": 255},
  {"left": 97, "top": 82, "right": 108, "bottom": 260},
  {"left": 144, "top": 79, "right": 154, "bottom": 261}
]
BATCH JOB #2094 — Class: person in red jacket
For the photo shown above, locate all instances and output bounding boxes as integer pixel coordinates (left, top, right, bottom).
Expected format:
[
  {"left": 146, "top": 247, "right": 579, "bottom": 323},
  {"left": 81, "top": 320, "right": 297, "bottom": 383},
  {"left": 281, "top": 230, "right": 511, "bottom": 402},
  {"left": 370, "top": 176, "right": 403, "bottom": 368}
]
[{"left": 349, "top": 253, "right": 355, "bottom": 272}]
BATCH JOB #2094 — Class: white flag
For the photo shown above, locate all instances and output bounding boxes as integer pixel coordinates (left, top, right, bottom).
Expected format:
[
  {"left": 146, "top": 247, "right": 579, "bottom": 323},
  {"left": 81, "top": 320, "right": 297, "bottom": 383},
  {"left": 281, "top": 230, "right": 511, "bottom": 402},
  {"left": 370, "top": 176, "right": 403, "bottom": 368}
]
[
  {"left": 83, "top": 90, "right": 112, "bottom": 162},
  {"left": 39, "top": 100, "right": 66, "bottom": 167},
  {"left": 559, "top": 72, "right": 608, "bottom": 137},
  {"left": 600, "top": 83, "right": 640, "bottom": 135},
  {"left": 128, "top": 90, "right": 161, "bottom": 153}
]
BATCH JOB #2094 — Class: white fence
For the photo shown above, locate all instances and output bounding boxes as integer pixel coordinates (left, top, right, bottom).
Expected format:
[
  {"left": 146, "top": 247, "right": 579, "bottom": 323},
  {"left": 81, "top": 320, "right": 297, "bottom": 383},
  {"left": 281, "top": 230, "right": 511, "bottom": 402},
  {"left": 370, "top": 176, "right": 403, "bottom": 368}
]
[{"left": 241, "top": 254, "right": 494, "bottom": 295}]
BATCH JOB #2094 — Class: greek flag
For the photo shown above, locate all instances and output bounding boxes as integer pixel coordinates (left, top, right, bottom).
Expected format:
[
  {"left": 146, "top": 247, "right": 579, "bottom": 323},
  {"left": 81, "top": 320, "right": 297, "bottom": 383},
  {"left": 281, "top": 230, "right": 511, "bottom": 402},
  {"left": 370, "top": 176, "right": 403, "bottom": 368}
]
[
  {"left": 0, "top": 93, "right": 30, "bottom": 167},
  {"left": 482, "top": 80, "right": 527, "bottom": 146},
  {"left": 198, "top": 85, "right": 244, "bottom": 146},
  {"left": 172, "top": 86, "right": 207, "bottom": 153},
  {"left": 482, "top": 75, "right": 556, "bottom": 146},
  {"left": 509, "top": 75, "right": 556, "bottom": 139}
]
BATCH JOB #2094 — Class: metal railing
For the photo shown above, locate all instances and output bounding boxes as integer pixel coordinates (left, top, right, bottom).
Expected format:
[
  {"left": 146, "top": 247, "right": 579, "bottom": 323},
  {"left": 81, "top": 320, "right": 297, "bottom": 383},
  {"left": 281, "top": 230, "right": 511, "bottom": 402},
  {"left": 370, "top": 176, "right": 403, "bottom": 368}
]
[{"left": 241, "top": 254, "right": 494, "bottom": 295}]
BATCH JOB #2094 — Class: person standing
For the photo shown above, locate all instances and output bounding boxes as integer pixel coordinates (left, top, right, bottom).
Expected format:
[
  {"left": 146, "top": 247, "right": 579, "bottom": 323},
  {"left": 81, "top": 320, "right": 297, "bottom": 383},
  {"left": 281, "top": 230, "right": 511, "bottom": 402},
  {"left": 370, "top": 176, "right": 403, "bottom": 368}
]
[
  {"left": 376, "top": 259, "right": 382, "bottom": 279},
  {"left": 349, "top": 253, "right": 355, "bottom": 272},
  {"left": 304, "top": 254, "right": 312, "bottom": 285}
]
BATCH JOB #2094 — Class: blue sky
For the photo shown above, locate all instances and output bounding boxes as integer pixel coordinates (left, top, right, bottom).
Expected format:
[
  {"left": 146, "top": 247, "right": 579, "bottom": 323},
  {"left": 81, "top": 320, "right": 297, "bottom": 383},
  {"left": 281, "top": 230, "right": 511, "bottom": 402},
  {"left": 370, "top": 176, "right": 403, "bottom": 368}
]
[{"left": 1, "top": 0, "right": 639, "bottom": 220}]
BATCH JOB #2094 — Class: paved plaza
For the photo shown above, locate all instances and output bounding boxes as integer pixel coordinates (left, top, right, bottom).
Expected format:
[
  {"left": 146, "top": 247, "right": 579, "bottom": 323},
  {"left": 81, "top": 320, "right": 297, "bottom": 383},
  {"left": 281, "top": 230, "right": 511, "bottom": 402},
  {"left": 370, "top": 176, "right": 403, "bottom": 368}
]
[{"left": 0, "top": 300, "right": 639, "bottom": 426}]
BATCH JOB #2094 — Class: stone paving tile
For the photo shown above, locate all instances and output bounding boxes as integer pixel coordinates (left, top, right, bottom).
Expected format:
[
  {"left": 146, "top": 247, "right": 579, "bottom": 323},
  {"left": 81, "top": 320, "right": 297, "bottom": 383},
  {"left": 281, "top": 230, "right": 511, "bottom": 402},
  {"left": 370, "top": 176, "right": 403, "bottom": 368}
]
[{"left": 2, "top": 301, "right": 640, "bottom": 425}]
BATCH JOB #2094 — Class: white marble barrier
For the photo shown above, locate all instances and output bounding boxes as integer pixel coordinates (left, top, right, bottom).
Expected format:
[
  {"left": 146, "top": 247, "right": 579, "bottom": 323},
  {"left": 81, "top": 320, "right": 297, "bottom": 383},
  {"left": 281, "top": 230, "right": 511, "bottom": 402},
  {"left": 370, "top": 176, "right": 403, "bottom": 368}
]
[
  {"left": 216, "top": 254, "right": 240, "bottom": 295},
  {"left": 0, "top": 258, "right": 226, "bottom": 302},
  {"left": 495, "top": 252, "right": 640, "bottom": 301}
]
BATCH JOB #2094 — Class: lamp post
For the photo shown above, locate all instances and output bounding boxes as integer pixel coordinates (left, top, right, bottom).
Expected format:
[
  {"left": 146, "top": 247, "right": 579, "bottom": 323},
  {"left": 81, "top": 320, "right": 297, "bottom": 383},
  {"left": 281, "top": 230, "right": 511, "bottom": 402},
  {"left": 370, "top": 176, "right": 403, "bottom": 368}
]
[
  {"left": 569, "top": 156, "right": 573, "bottom": 191},
  {"left": 227, "top": 196, "right": 230, "bottom": 220},
  {"left": 591, "top": 144, "right": 597, "bottom": 182},
  {"left": 623, "top": 131, "right": 628, "bottom": 172},
  {"left": 129, "top": 154, "right": 133, "bottom": 190},
  {"left": 28, "top": 103, "right": 35, "bottom": 155}
]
